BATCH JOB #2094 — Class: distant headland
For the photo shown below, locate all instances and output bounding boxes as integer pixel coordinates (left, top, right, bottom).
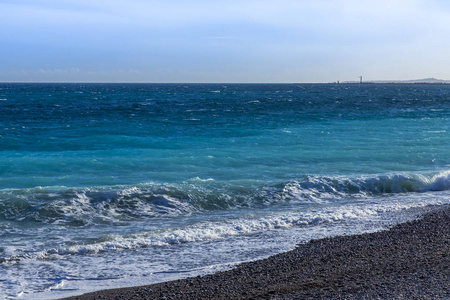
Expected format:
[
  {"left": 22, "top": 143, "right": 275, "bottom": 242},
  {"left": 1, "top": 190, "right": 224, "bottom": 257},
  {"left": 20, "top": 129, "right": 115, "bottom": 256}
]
[{"left": 336, "top": 77, "right": 450, "bottom": 84}]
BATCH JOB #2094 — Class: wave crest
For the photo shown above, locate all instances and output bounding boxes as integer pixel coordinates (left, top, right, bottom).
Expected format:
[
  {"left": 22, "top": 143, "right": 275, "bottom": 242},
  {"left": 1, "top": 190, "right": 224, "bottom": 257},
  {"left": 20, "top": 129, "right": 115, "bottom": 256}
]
[{"left": 1, "top": 171, "right": 450, "bottom": 226}]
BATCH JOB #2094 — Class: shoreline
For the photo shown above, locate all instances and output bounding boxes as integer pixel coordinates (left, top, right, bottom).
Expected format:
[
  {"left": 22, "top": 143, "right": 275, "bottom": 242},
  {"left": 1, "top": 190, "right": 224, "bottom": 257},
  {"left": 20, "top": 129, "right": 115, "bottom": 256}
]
[{"left": 63, "top": 206, "right": 449, "bottom": 299}]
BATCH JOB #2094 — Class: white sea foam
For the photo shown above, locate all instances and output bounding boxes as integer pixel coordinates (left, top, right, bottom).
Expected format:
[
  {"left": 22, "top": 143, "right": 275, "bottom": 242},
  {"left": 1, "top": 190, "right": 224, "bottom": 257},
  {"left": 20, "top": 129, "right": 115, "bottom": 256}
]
[
  {"left": 2, "top": 171, "right": 450, "bottom": 228},
  {"left": 15, "top": 190, "right": 446, "bottom": 260},
  {"left": 2, "top": 173, "right": 450, "bottom": 300}
]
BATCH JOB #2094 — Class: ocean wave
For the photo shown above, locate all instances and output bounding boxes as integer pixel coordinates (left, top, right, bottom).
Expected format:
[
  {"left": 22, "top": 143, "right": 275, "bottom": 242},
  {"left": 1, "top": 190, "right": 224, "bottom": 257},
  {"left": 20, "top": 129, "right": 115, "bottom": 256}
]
[
  {"left": 1, "top": 171, "right": 450, "bottom": 226},
  {"left": 278, "top": 171, "right": 450, "bottom": 201},
  {"left": 2, "top": 190, "right": 447, "bottom": 263}
]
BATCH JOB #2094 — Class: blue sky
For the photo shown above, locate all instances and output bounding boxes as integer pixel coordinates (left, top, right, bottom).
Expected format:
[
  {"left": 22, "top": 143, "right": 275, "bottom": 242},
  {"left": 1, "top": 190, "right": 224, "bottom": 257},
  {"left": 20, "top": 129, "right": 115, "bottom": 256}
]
[{"left": 1, "top": 0, "right": 450, "bottom": 83}]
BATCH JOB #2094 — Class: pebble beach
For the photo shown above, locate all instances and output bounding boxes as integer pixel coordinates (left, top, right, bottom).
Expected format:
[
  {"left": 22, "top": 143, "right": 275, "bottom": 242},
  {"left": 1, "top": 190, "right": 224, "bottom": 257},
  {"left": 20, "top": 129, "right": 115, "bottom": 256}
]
[{"left": 63, "top": 206, "right": 449, "bottom": 299}]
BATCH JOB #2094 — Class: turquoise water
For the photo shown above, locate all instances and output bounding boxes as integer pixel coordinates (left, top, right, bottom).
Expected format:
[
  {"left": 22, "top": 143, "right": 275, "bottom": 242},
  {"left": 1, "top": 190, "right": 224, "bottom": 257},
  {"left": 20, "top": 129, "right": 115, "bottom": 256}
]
[{"left": 1, "top": 83, "right": 450, "bottom": 299}]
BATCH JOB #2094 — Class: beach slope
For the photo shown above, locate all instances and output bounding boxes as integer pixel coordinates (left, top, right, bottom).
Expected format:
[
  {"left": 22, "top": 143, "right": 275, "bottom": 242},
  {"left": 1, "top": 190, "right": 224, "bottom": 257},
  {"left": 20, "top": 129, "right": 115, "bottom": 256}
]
[{"left": 64, "top": 207, "right": 449, "bottom": 299}]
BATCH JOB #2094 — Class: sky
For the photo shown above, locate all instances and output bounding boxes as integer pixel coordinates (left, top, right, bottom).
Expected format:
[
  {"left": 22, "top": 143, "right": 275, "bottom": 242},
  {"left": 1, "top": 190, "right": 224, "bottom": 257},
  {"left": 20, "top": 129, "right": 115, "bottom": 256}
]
[{"left": 1, "top": 0, "right": 450, "bottom": 83}]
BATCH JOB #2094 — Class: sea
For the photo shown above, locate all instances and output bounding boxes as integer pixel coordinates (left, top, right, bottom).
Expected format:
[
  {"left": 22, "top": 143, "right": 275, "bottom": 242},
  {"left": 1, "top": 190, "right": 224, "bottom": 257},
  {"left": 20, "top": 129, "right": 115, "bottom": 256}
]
[{"left": 1, "top": 83, "right": 449, "bottom": 299}]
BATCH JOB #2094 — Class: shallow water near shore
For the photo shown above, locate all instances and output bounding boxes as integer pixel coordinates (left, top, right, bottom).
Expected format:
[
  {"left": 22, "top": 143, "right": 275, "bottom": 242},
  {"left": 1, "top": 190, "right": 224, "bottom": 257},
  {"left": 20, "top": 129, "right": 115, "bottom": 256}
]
[{"left": 1, "top": 83, "right": 450, "bottom": 299}]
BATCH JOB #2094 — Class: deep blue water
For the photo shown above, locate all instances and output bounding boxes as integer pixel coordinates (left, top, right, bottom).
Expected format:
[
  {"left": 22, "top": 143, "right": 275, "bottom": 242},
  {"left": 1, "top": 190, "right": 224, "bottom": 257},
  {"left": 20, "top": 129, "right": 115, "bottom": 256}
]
[{"left": 1, "top": 83, "right": 450, "bottom": 299}]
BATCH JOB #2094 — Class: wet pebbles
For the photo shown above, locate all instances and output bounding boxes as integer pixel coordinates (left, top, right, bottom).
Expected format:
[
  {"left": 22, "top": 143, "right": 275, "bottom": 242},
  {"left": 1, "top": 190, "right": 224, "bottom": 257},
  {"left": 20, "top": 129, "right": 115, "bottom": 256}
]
[{"left": 63, "top": 207, "right": 449, "bottom": 299}]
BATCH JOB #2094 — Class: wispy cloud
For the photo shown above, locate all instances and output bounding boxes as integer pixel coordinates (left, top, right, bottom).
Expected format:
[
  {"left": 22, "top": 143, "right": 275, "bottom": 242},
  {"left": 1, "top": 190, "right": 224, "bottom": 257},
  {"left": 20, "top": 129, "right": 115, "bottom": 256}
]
[{"left": 1, "top": 0, "right": 450, "bottom": 82}]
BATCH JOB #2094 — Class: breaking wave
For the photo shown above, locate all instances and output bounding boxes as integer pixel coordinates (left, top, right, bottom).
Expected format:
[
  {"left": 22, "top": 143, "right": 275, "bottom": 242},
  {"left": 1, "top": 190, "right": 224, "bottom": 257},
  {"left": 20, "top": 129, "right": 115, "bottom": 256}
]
[
  {"left": 1, "top": 171, "right": 449, "bottom": 227},
  {"left": 2, "top": 190, "right": 447, "bottom": 263}
]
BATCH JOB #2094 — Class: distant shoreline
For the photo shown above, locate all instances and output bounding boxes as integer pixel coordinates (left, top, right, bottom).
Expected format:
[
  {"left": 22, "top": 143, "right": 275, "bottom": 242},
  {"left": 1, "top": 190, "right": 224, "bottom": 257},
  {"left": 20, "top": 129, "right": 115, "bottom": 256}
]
[
  {"left": 334, "top": 82, "right": 450, "bottom": 85},
  {"left": 1, "top": 80, "right": 450, "bottom": 85}
]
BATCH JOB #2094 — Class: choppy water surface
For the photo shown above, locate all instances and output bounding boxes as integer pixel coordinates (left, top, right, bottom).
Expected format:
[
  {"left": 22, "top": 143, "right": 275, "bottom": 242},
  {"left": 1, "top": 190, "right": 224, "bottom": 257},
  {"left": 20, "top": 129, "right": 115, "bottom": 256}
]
[{"left": 1, "top": 83, "right": 450, "bottom": 299}]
